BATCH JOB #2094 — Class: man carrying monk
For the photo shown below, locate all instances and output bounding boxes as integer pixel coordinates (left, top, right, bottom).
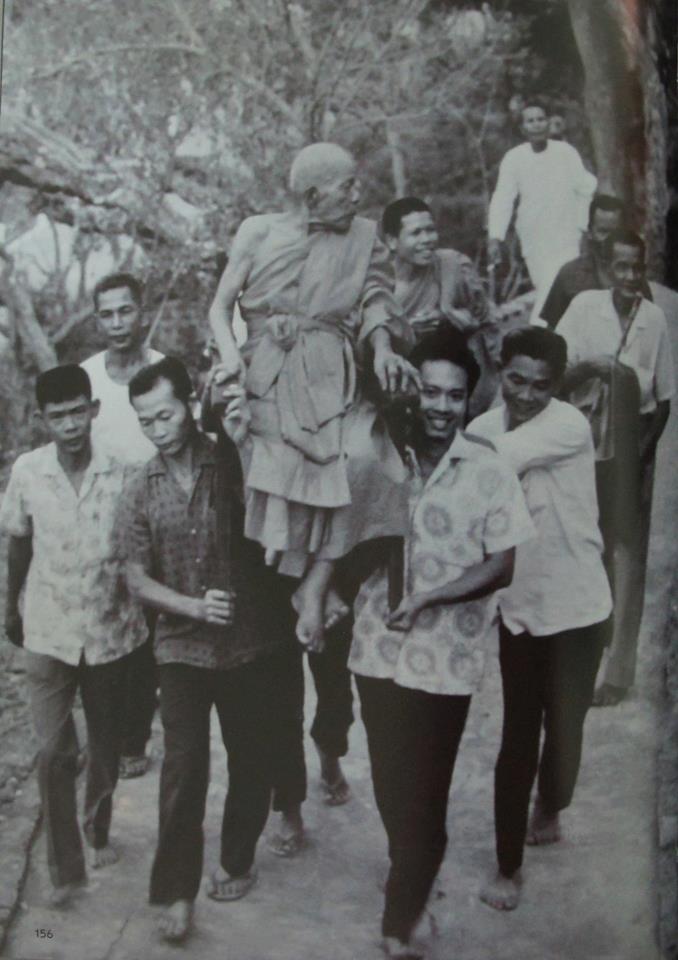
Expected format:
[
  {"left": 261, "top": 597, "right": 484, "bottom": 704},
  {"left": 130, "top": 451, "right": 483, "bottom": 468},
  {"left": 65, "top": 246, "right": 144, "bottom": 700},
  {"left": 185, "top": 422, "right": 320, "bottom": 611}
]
[
  {"left": 381, "top": 195, "right": 499, "bottom": 417},
  {"left": 208, "top": 142, "right": 417, "bottom": 649}
]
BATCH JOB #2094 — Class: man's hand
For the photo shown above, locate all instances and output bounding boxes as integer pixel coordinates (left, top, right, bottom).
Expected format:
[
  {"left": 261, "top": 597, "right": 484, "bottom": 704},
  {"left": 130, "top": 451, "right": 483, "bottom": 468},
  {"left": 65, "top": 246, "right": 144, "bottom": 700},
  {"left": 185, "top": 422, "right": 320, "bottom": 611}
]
[
  {"left": 218, "top": 384, "right": 251, "bottom": 446},
  {"left": 5, "top": 609, "right": 24, "bottom": 648},
  {"left": 197, "top": 589, "right": 236, "bottom": 627},
  {"left": 487, "top": 238, "right": 503, "bottom": 267},
  {"left": 373, "top": 347, "right": 421, "bottom": 396},
  {"left": 385, "top": 594, "right": 426, "bottom": 633}
]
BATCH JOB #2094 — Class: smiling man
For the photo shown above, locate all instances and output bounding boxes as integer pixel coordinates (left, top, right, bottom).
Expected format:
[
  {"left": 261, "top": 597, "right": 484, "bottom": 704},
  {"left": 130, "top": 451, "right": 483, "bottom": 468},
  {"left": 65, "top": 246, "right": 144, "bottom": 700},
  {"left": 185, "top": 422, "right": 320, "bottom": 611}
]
[
  {"left": 488, "top": 98, "right": 597, "bottom": 320},
  {"left": 348, "top": 329, "right": 533, "bottom": 959},
  {"left": 469, "top": 326, "right": 612, "bottom": 912},
  {"left": 0, "top": 366, "right": 146, "bottom": 907},
  {"left": 381, "top": 196, "right": 498, "bottom": 417},
  {"left": 82, "top": 272, "right": 164, "bottom": 779}
]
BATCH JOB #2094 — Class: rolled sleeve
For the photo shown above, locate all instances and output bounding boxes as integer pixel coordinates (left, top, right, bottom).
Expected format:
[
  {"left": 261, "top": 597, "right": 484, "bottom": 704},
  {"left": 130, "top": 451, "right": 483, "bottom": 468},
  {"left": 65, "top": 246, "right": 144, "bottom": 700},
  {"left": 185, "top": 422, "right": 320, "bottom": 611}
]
[
  {"left": 482, "top": 465, "right": 534, "bottom": 554},
  {"left": 0, "top": 459, "right": 32, "bottom": 537}
]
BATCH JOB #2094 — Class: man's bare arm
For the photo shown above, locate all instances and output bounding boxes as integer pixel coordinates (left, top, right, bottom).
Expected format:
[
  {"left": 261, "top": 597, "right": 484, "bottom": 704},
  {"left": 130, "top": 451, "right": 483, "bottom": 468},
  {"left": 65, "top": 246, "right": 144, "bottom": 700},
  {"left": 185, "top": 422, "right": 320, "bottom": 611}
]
[
  {"left": 387, "top": 548, "right": 514, "bottom": 632},
  {"left": 5, "top": 534, "right": 32, "bottom": 646},
  {"left": 126, "top": 561, "right": 234, "bottom": 627},
  {"left": 208, "top": 217, "right": 268, "bottom": 374}
]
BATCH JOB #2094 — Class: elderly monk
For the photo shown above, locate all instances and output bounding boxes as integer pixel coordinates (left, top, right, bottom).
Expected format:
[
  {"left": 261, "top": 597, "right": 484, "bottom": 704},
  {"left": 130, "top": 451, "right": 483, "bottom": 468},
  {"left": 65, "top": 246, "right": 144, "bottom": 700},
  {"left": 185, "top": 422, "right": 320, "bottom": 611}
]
[
  {"left": 382, "top": 195, "right": 500, "bottom": 417},
  {"left": 208, "top": 143, "right": 417, "bottom": 648}
]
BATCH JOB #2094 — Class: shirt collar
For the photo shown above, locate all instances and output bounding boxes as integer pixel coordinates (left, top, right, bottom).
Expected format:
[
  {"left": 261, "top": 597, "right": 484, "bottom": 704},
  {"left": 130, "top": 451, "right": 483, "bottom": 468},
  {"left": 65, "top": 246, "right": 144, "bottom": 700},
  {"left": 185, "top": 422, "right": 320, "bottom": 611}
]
[
  {"left": 600, "top": 289, "right": 648, "bottom": 329},
  {"left": 39, "top": 442, "right": 114, "bottom": 477},
  {"left": 147, "top": 432, "right": 216, "bottom": 478},
  {"left": 405, "top": 430, "right": 483, "bottom": 488}
]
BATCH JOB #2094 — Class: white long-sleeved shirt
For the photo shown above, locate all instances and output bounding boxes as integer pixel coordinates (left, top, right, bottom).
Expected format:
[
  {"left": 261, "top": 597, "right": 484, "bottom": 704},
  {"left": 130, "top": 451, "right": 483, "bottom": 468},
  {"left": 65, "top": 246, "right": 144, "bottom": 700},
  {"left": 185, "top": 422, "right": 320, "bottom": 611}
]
[
  {"left": 468, "top": 399, "right": 611, "bottom": 637},
  {"left": 488, "top": 140, "right": 596, "bottom": 257}
]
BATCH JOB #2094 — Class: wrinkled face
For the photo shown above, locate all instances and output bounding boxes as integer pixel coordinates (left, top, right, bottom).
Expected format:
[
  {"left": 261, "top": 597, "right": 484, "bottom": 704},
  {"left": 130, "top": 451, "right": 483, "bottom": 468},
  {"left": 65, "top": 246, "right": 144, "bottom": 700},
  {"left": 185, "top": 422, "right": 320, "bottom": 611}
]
[
  {"left": 96, "top": 286, "right": 145, "bottom": 355},
  {"left": 309, "top": 162, "right": 361, "bottom": 230},
  {"left": 416, "top": 360, "right": 468, "bottom": 443},
  {"left": 501, "top": 355, "right": 554, "bottom": 427},
  {"left": 590, "top": 209, "right": 622, "bottom": 254},
  {"left": 521, "top": 106, "right": 549, "bottom": 144},
  {"left": 40, "top": 395, "right": 98, "bottom": 455},
  {"left": 390, "top": 211, "right": 439, "bottom": 267},
  {"left": 610, "top": 243, "right": 644, "bottom": 300},
  {"left": 131, "top": 377, "right": 192, "bottom": 457}
]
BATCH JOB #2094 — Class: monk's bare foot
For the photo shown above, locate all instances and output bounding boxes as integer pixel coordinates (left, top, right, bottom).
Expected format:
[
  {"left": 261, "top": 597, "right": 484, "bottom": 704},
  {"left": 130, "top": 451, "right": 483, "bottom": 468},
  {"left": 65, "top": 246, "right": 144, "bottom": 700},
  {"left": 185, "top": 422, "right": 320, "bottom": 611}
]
[
  {"left": 292, "top": 582, "right": 325, "bottom": 653},
  {"left": 526, "top": 798, "right": 561, "bottom": 846},
  {"left": 316, "top": 746, "right": 351, "bottom": 806},
  {"left": 592, "top": 682, "right": 627, "bottom": 707},
  {"left": 382, "top": 935, "right": 425, "bottom": 959},
  {"left": 324, "top": 585, "right": 350, "bottom": 631},
  {"left": 88, "top": 843, "right": 119, "bottom": 869},
  {"left": 479, "top": 870, "right": 522, "bottom": 911},
  {"left": 269, "top": 807, "right": 305, "bottom": 858},
  {"left": 157, "top": 899, "right": 193, "bottom": 943},
  {"left": 48, "top": 878, "right": 87, "bottom": 908}
]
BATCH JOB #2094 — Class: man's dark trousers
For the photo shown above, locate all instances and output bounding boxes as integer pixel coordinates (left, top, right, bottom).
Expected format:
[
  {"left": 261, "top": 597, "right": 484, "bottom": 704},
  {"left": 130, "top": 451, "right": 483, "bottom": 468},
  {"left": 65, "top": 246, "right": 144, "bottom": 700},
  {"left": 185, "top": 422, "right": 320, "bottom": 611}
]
[
  {"left": 25, "top": 650, "right": 128, "bottom": 887},
  {"left": 271, "top": 618, "right": 354, "bottom": 812},
  {"left": 494, "top": 618, "right": 608, "bottom": 877},
  {"left": 356, "top": 674, "right": 470, "bottom": 944},
  {"left": 149, "top": 651, "right": 281, "bottom": 906},
  {"left": 120, "top": 629, "right": 156, "bottom": 758}
]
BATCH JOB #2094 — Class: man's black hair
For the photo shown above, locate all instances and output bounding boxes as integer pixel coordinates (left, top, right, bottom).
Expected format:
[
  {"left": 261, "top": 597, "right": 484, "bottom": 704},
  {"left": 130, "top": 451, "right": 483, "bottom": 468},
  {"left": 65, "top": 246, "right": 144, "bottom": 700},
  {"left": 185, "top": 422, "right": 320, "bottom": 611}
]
[
  {"left": 409, "top": 327, "right": 481, "bottom": 396},
  {"left": 93, "top": 272, "right": 143, "bottom": 310},
  {"left": 500, "top": 326, "right": 568, "bottom": 381},
  {"left": 520, "top": 95, "right": 549, "bottom": 119},
  {"left": 381, "top": 196, "right": 432, "bottom": 240},
  {"left": 606, "top": 228, "right": 646, "bottom": 263},
  {"left": 128, "top": 356, "right": 193, "bottom": 406},
  {"left": 588, "top": 194, "right": 625, "bottom": 229},
  {"left": 36, "top": 365, "right": 92, "bottom": 410}
]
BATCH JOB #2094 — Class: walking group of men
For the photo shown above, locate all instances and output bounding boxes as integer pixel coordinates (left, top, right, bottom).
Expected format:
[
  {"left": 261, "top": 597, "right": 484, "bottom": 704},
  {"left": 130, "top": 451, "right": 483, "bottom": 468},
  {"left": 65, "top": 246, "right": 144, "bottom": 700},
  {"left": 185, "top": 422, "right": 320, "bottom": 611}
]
[{"left": 1, "top": 97, "right": 674, "bottom": 959}]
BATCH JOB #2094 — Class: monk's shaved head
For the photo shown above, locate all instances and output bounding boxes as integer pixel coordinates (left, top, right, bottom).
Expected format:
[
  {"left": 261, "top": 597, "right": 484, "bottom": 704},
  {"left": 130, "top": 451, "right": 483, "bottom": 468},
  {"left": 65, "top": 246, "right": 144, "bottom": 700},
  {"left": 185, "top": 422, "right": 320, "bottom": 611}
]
[{"left": 289, "top": 143, "right": 356, "bottom": 197}]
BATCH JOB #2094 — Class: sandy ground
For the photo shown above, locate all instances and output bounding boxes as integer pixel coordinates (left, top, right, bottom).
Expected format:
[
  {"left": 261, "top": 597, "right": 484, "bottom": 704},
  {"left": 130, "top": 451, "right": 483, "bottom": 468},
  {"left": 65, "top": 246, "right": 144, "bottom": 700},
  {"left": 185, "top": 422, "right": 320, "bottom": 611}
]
[{"left": 3, "top": 305, "right": 678, "bottom": 960}]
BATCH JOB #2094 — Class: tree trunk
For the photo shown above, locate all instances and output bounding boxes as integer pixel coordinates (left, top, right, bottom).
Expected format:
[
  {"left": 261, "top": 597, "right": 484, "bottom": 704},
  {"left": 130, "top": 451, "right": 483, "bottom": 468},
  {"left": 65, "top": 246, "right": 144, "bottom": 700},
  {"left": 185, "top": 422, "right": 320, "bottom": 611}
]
[
  {"left": 385, "top": 122, "right": 407, "bottom": 198},
  {"left": 567, "top": 0, "right": 668, "bottom": 275}
]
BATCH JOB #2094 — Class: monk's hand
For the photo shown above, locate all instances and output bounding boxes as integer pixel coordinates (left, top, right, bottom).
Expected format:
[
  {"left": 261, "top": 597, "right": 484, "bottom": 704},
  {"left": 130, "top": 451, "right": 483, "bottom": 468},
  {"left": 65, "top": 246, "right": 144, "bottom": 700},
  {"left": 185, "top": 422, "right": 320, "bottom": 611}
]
[
  {"left": 487, "top": 238, "right": 502, "bottom": 267},
  {"left": 199, "top": 588, "right": 236, "bottom": 627},
  {"left": 267, "top": 315, "right": 298, "bottom": 351},
  {"left": 218, "top": 384, "right": 251, "bottom": 446},
  {"left": 212, "top": 356, "right": 245, "bottom": 392},
  {"left": 385, "top": 594, "right": 425, "bottom": 632},
  {"left": 374, "top": 347, "right": 421, "bottom": 396}
]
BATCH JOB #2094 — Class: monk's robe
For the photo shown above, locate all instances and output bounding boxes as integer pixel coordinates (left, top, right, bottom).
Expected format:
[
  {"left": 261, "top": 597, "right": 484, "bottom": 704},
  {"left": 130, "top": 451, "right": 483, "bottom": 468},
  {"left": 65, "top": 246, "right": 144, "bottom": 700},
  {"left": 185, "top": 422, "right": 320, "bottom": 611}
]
[
  {"left": 236, "top": 212, "right": 413, "bottom": 576},
  {"left": 395, "top": 249, "right": 500, "bottom": 417}
]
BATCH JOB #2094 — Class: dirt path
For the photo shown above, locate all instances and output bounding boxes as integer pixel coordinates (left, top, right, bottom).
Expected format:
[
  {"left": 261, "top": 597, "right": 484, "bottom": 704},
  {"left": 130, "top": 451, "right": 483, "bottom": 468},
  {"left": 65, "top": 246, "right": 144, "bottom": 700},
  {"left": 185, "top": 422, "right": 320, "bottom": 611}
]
[{"left": 4, "top": 312, "right": 677, "bottom": 960}]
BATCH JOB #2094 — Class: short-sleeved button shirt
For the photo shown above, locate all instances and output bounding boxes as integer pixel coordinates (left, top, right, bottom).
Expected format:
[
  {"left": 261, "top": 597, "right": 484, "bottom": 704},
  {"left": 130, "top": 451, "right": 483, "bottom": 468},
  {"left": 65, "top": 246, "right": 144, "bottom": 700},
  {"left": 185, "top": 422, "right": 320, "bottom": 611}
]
[
  {"left": 348, "top": 431, "right": 534, "bottom": 696},
  {"left": 0, "top": 443, "right": 145, "bottom": 665},
  {"left": 556, "top": 290, "right": 675, "bottom": 414},
  {"left": 122, "top": 432, "right": 289, "bottom": 670}
]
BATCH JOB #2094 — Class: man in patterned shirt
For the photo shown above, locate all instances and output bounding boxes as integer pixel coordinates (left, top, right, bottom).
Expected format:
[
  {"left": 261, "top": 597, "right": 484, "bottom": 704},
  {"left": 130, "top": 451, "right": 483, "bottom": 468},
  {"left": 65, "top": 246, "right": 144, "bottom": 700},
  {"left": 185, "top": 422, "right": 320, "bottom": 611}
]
[
  {"left": 348, "top": 330, "right": 533, "bottom": 959},
  {"left": 1, "top": 366, "right": 146, "bottom": 907}
]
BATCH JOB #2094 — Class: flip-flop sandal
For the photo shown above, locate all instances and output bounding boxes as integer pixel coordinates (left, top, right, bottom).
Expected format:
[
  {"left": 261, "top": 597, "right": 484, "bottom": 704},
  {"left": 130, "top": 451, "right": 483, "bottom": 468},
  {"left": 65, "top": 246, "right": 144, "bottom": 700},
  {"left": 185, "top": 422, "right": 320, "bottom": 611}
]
[
  {"left": 268, "top": 831, "right": 305, "bottom": 858},
  {"left": 320, "top": 775, "right": 351, "bottom": 806},
  {"left": 206, "top": 869, "right": 257, "bottom": 902},
  {"left": 119, "top": 755, "right": 149, "bottom": 779}
]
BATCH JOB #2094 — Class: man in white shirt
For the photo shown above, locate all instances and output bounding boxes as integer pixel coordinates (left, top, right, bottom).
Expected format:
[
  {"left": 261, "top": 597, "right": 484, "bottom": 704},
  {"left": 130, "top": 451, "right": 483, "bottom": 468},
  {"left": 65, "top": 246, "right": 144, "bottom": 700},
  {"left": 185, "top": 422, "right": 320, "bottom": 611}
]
[
  {"left": 470, "top": 326, "right": 612, "bottom": 913},
  {"left": 349, "top": 329, "right": 534, "bottom": 957},
  {"left": 82, "top": 273, "right": 164, "bottom": 778},
  {"left": 487, "top": 98, "right": 597, "bottom": 321},
  {"left": 557, "top": 231, "right": 674, "bottom": 705}
]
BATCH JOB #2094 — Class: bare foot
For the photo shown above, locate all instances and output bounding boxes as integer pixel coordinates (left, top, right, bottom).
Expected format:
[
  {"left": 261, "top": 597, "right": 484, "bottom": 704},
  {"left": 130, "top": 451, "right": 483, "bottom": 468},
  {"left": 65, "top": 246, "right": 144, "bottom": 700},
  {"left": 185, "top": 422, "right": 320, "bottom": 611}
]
[
  {"left": 324, "top": 585, "right": 349, "bottom": 631},
  {"left": 592, "top": 682, "right": 627, "bottom": 707},
  {"left": 157, "top": 899, "right": 193, "bottom": 943},
  {"left": 292, "top": 582, "right": 325, "bottom": 652},
  {"left": 269, "top": 807, "right": 305, "bottom": 857},
  {"left": 207, "top": 865, "right": 257, "bottom": 901},
  {"left": 526, "top": 798, "right": 561, "bottom": 846},
  {"left": 316, "top": 746, "right": 351, "bottom": 806},
  {"left": 382, "top": 935, "right": 425, "bottom": 959},
  {"left": 88, "top": 844, "right": 119, "bottom": 869},
  {"left": 479, "top": 870, "right": 522, "bottom": 911},
  {"left": 48, "top": 878, "right": 87, "bottom": 908}
]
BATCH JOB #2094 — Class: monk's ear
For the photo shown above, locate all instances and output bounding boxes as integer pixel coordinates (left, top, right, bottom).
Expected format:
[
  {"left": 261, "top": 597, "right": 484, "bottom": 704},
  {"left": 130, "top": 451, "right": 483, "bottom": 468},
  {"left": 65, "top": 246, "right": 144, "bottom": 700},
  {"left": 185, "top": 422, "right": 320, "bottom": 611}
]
[{"left": 305, "top": 186, "right": 319, "bottom": 210}]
